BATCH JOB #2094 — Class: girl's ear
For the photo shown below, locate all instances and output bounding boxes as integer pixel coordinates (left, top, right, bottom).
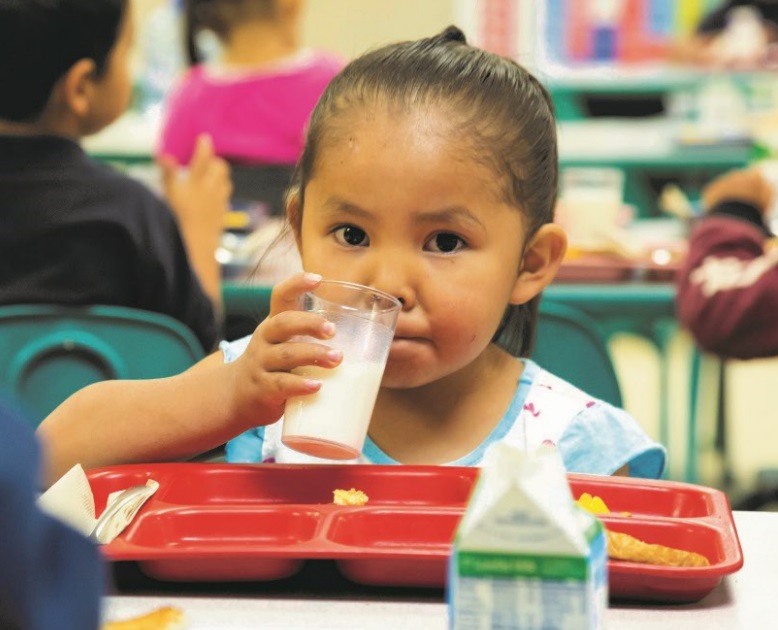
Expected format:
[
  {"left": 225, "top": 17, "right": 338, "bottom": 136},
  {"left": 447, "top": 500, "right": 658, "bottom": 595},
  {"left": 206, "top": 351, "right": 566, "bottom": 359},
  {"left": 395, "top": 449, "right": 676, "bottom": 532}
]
[
  {"left": 509, "top": 223, "right": 567, "bottom": 305},
  {"left": 60, "top": 58, "right": 97, "bottom": 118}
]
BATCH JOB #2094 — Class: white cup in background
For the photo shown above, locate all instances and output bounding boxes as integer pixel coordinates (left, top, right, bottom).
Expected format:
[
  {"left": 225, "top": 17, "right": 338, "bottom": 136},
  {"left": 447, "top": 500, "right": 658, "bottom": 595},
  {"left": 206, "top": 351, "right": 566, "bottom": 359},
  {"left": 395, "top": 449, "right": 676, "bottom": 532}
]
[
  {"left": 282, "top": 280, "right": 401, "bottom": 460},
  {"left": 558, "top": 167, "right": 625, "bottom": 250}
]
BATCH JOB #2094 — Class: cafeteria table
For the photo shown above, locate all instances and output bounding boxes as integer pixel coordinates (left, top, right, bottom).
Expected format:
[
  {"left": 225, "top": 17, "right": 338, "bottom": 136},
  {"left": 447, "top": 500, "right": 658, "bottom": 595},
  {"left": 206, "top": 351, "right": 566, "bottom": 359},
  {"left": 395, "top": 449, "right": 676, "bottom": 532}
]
[{"left": 102, "top": 510, "right": 770, "bottom": 629}]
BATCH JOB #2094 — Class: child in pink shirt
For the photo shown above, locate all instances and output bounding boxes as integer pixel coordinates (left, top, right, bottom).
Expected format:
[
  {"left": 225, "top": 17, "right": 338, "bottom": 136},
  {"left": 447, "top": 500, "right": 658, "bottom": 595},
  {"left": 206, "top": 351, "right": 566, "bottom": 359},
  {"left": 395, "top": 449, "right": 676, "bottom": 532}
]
[{"left": 157, "top": 0, "right": 343, "bottom": 166}]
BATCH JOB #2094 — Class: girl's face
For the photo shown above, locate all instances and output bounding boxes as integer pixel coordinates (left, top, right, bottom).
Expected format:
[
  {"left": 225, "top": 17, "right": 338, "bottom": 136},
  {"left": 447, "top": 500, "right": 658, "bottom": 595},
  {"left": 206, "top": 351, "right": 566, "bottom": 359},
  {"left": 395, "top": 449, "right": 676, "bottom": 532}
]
[{"left": 295, "top": 106, "right": 533, "bottom": 389}]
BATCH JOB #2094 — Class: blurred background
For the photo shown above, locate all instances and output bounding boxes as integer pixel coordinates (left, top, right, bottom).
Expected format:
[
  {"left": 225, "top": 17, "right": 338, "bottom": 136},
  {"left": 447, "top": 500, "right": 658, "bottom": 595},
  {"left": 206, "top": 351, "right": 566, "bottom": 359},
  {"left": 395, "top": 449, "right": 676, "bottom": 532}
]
[{"left": 106, "top": 1, "right": 778, "bottom": 503}]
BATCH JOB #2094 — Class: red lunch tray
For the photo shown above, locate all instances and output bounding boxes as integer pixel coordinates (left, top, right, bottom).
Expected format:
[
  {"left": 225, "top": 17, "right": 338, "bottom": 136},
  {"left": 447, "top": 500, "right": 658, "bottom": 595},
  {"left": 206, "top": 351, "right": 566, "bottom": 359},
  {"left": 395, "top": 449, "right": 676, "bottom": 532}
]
[{"left": 87, "top": 463, "right": 743, "bottom": 603}]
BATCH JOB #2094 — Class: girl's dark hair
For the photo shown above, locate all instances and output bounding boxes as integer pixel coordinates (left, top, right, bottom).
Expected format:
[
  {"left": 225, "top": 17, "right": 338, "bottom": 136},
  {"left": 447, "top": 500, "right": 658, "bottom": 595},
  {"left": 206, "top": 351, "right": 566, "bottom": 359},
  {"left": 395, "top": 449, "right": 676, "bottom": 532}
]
[
  {"left": 185, "top": 0, "right": 276, "bottom": 65},
  {"left": 289, "top": 25, "right": 558, "bottom": 357},
  {"left": 0, "top": 0, "right": 127, "bottom": 123}
]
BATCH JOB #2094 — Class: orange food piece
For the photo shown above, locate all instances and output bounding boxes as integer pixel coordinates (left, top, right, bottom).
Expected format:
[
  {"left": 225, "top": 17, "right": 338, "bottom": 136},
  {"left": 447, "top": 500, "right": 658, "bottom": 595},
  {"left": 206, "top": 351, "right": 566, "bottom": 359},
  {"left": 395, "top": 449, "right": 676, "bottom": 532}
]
[
  {"left": 333, "top": 488, "right": 369, "bottom": 506},
  {"left": 576, "top": 492, "right": 610, "bottom": 514},
  {"left": 576, "top": 492, "right": 630, "bottom": 516}
]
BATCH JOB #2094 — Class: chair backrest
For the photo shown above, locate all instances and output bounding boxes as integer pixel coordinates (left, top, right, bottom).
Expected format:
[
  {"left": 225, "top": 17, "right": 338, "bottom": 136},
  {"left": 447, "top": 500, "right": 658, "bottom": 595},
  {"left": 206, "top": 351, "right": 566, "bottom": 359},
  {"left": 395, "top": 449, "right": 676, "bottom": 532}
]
[
  {"left": 532, "top": 300, "right": 623, "bottom": 407},
  {"left": 0, "top": 305, "right": 205, "bottom": 427}
]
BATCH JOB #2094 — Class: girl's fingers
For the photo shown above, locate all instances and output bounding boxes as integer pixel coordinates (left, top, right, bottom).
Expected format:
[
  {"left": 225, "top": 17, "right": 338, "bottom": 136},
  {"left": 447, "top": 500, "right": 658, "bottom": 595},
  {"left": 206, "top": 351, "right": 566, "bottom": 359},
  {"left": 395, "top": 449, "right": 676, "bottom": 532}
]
[
  {"left": 269, "top": 272, "right": 322, "bottom": 316},
  {"left": 262, "top": 371, "right": 324, "bottom": 402},
  {"left": 260, "top": 309, "right": 335, "bottom": 345},
  {"left": 260, "top": 340, "right": 342, "bottom": 373}
]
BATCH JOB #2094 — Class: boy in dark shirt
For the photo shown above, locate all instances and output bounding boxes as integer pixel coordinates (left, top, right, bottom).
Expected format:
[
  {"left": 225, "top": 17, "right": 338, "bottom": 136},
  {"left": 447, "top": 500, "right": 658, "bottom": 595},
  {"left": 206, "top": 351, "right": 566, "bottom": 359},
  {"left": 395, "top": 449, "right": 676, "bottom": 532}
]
[{"left": 0, "top": 0, "right": 231, "bottom": 351}]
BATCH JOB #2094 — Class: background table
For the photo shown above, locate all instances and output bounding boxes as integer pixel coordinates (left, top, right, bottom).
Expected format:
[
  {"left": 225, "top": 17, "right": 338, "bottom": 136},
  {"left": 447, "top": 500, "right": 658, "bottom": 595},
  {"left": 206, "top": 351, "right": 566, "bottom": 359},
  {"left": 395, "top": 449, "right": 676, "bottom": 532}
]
[{"left": 102, "top": 510, "right": 769, "bottom": 629}]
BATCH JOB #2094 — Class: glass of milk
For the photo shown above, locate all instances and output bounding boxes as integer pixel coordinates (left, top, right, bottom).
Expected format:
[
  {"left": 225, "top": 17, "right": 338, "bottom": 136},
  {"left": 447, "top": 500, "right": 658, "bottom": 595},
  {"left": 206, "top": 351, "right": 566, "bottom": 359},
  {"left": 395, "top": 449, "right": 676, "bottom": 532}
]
[{"left": 282, "top": 280, "right": 401, "bottom": 460}]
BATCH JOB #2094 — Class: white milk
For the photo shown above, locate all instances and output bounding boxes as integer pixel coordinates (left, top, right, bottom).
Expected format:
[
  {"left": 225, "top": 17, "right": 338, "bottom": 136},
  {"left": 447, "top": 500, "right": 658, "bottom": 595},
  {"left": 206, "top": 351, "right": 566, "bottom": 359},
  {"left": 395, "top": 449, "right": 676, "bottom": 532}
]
[{"left": 283, "top": 359, "right": 386, "bottom": 459}]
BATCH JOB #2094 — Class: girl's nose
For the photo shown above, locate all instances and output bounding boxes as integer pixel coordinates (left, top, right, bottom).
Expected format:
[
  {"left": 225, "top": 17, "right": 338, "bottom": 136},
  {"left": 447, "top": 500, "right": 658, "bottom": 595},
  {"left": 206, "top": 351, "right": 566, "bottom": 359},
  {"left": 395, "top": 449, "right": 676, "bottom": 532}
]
[
  {"left": 366, "top": 259, "right": 416, "bottom": 310},
  {"left": 385, "top": 284, "right": 414, "bottom": 311}
]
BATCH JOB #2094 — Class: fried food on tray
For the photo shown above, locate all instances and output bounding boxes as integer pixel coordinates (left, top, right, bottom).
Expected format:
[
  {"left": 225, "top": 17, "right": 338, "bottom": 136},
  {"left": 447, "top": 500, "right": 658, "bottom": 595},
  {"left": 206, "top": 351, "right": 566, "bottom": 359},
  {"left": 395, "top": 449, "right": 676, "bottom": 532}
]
[
  {"left": 576, "top": 492, "right": 709, "bottom": 567},
  {"left": 101, "top": 606, "right": 187, "bottom": 630},
  {"left": 606, "top": 530, "right": 710, "bottom": 567},
  {"left": 333, "top": 488, "right": 369, "bottom": 506}
]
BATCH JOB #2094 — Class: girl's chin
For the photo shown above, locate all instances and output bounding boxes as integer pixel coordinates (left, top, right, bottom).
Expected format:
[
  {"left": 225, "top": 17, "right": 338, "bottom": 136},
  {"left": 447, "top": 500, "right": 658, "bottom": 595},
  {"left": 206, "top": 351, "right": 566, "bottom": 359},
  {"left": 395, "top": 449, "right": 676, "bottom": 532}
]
[{"left": 380, "top": 365, "right": 434, "bottom": 389}]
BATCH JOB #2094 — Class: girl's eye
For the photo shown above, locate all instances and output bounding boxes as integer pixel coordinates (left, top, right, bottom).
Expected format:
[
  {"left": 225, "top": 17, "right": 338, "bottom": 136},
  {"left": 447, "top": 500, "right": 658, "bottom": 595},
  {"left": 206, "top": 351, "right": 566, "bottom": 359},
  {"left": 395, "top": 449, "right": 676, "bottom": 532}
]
[
  {"left": 333, "top": 225, "right": 369, "bottom": 247},
  {"left": 426, "top": 232, "right": 466, "bottom": 254}
]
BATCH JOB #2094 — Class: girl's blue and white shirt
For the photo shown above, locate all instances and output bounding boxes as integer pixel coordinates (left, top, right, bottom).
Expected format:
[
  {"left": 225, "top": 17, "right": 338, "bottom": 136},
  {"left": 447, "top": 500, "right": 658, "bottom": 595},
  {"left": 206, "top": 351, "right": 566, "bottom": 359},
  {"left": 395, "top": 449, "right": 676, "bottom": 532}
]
[{"left": 221, "top": 336, "right": 666, "bottom": 478}]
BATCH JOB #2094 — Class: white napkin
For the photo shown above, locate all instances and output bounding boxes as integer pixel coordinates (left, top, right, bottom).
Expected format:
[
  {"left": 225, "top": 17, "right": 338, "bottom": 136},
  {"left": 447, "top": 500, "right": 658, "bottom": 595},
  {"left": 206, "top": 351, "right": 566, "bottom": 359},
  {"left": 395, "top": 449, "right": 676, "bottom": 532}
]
[{"left": 37, "top": 464, "right": 158, "bottom": 544}]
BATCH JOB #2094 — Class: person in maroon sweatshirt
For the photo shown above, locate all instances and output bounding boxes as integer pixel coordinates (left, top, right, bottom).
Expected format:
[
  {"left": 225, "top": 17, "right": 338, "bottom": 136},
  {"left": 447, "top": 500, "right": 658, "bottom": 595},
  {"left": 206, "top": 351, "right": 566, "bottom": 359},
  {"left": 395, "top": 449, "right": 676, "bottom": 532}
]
[{"left": 676, "top": 166, "right": 778, "bottom": 359}]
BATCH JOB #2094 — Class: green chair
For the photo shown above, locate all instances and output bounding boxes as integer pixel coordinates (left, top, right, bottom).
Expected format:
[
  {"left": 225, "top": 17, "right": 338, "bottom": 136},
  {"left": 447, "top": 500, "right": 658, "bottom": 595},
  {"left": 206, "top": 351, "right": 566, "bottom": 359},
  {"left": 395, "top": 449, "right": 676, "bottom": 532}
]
[
  {"left": 532, "top": 300, "right": 623, "bottom": 407},
  {"left": 0, "top": 305, "right": 205, "bottom": 427}
]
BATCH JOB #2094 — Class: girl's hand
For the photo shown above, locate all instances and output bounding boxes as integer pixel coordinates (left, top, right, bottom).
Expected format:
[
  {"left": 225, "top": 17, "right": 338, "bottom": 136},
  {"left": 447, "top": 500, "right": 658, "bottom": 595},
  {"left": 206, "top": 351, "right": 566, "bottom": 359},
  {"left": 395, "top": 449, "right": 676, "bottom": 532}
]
[{"left": 227, "top": 273, "right": 342, "bottom": 428}]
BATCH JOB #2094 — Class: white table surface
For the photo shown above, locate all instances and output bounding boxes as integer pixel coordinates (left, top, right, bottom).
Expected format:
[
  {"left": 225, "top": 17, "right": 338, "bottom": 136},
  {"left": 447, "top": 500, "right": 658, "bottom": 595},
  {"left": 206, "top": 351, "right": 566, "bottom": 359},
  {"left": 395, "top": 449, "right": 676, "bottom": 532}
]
[{"left": 102, "top": 511, "right": 775, "bottom": 629}]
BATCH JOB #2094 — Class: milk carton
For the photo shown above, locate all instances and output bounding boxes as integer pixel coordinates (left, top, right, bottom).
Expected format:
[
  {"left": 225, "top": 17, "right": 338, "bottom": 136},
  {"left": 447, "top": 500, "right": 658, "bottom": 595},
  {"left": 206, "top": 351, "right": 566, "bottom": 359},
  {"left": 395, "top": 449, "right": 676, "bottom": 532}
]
[{"left": 448, "top": 444, "right": 607, "bottom": 630}]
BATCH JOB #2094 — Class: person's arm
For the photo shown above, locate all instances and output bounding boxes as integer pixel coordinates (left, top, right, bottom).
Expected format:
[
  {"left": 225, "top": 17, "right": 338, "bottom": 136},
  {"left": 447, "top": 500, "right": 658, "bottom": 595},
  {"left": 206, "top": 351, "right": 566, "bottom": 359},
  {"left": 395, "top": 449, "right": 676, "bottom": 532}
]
[
  {"left": 159, "top": 134, "right": 231, "bottom": 314},
  {"left": 35, "top": 273, "right": 341, "bottom": 487},
  {"left": 676, "top": 167, "right": 778, "bottom": 358},
  {"left": 37, "top": 352, "right": 233, "bottom": 484}
]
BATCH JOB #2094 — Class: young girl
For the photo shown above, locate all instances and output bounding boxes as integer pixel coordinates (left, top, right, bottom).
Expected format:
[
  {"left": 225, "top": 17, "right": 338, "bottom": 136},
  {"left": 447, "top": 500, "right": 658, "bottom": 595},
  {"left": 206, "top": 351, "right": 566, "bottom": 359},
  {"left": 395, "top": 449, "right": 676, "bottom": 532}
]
[
  {"left": 37, "top": 27, "right": 665, "bottom": 486},
  {"left": 157, "top": 0, "right": 343, "bottom": 167}
]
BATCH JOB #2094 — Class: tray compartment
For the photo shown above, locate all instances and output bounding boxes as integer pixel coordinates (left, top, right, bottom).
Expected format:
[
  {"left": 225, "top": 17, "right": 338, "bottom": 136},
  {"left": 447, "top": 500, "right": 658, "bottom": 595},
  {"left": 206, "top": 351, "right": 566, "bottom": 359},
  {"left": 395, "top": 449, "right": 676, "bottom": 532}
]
[
  {"left": 125, "top": 507, "right": 323, "bottom": 550},
  {"left": 137, "top": 554, "right": 305, "bottom": 583},
  {"left": 569, "top": 474, "right": 717, "bottom": 518},
  {"left": 328, "top": 508, "right": 462, "bottom": 587},
  {"left": 327, "top": 508, "right": 460, "bottom": 550},
  {"left": 337, "top": 556, "right": 448, "bottom": 588},
  {"left": 601, "top": 517, "right": 739, "bottom": 603},
  {"left": 608, "top": 568, "right": 726, "bottom": 603}
]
